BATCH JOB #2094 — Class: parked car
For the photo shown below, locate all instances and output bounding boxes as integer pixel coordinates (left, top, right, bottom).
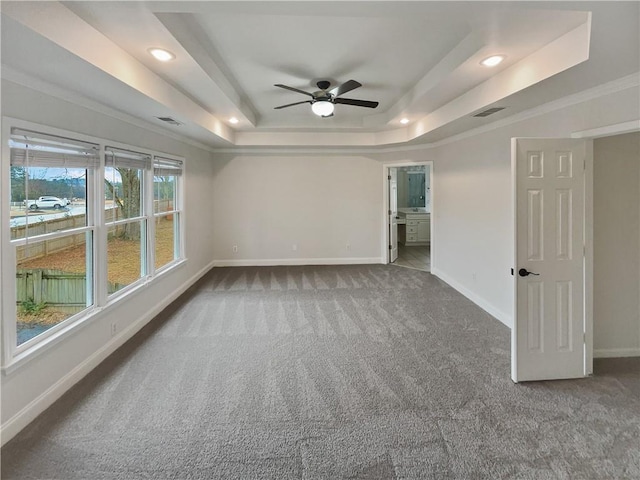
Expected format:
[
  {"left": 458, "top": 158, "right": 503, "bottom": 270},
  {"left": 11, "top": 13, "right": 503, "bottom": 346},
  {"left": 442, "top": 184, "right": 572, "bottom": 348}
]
[{"left": 24, "top": 196, "right": 71, "bottom": 210}]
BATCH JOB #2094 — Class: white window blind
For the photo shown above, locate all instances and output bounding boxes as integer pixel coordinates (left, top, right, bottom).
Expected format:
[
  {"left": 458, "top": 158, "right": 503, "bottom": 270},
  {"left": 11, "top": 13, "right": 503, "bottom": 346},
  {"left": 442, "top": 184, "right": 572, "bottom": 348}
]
[
  {"left": 105, "top": 147, "right": 152, "bottom": 170},
  {"left": 10, "top": 128, "right": 100, "bottom": 168},
  {"left": 154, "top": 156, "right": 183, "bottom": 177}
]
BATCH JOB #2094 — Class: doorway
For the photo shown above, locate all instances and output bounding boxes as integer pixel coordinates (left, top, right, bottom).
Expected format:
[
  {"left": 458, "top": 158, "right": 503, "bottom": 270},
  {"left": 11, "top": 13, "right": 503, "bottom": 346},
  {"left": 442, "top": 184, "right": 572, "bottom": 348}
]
[
  {"left": 511, "top": 129, "right": 640, "bottom": 382},
  {"left": 592, "top": 131, "right": 640, "bottom": 360},
  {"left": 385, "top": 162, "right": 433, "bottom": 272}
]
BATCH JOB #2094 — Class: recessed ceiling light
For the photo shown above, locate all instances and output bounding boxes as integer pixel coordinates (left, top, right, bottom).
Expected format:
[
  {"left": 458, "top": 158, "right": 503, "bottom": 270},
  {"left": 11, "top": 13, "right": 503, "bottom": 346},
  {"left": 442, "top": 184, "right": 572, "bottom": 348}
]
[
  {"left": 229, "top": 117, "right": 239, "bottom": 124},
  {"left": 481, "top": 55, "right": 505, "bottom": 67},
  {"left": 148, "top": 48, "right": 175, "bottom": 62},
  {"left": 400, "top": 118, "right": 410, "bottom": 125}
]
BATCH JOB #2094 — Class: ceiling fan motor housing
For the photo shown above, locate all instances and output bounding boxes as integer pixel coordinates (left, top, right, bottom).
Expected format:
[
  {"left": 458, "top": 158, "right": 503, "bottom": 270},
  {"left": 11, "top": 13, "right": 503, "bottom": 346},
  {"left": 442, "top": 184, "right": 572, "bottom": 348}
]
[
  {"left": 316, "top": 80, "right": 331, "bottom": 91},
  {"left": 313, "top": 94, "right": 332, "bottom": 103}
]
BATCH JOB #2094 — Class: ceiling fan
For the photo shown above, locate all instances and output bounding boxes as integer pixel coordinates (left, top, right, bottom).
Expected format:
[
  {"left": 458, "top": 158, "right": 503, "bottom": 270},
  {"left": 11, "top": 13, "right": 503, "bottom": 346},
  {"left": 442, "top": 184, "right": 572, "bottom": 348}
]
[{"left": 274, "top": 80, "right": 379, "bottom": 117}]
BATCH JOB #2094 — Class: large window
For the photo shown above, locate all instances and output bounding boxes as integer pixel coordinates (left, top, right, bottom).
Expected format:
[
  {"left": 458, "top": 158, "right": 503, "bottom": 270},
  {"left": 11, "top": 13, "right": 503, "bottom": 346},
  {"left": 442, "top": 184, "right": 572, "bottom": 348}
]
[
  {"left": 9, "top": 128, "right": 98, "bottom": 347},
  {"left": 4, "top": 123, "right": 184, "bottom": 356}
]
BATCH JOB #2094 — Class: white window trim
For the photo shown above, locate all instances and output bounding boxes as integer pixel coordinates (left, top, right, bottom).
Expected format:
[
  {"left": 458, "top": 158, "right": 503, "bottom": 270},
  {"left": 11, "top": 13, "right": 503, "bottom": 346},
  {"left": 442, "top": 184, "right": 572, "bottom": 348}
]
[
  {"left": 1, "top": 117, "right": 186, "bottom": 371},
  {"left": 152, "top": 153, "right": 185, "bottom": 273}
]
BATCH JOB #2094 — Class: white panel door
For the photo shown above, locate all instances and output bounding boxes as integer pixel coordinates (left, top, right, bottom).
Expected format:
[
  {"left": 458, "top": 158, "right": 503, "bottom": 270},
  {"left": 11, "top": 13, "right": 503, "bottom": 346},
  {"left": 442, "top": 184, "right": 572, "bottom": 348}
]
[
  {"left": 512, "top": 138, "right": 589, "bottom": 382},
  {"left": 389, "top": 168, "right": 398, "bottom": 263}
]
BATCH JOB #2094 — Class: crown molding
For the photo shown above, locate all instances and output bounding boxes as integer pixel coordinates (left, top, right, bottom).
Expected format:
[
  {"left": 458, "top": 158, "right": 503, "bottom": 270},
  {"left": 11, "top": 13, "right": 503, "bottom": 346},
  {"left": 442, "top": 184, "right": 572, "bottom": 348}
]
[
  {"left": 4, "top": 64, "right": 637, "bottom": 158},
  {"left": 1, "top": 66, "right": 218, "bottom": 154},
  {"left": 427, "top": 72, "right": 640, "bottom": 149},
  {"left": 209, "top": 143, "right": 436, "bottom": 156},
  {"left": 572, "top": 120, "right": 640, "bottom": 139}
]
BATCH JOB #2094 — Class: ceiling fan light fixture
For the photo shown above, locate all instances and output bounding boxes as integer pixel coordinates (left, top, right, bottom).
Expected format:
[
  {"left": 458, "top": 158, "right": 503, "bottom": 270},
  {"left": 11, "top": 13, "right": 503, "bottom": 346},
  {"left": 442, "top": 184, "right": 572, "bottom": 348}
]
[
  {"left": 148, "top": 48, "right": 175, "bottom": 62},
  {"left": 274, "top": 79, "right": 377, "bottom": 116},
  {"left": 311, "top": 100, "right": 334, "bottom": 117},
  {"left": 480, "top": 54, "right": 505, "bottom": 67}
]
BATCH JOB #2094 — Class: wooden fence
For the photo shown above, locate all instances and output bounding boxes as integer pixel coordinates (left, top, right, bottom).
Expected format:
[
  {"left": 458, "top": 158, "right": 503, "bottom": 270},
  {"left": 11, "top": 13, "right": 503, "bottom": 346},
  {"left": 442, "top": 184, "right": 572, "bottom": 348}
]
[
  {"left": 16, "top": 269, "right": 87, "bottom": 315},
  {"left": 13, "top": 209, "right": 121, "bottom": 262},
  {"left": 11, "top": 213, "right": 87, "bottom": 240},
  {"left": 17, "top": 269, "right": 122, "bottom": 314},
  {"left": 14, "top": 215, "right": 87, "bottom": 263}
]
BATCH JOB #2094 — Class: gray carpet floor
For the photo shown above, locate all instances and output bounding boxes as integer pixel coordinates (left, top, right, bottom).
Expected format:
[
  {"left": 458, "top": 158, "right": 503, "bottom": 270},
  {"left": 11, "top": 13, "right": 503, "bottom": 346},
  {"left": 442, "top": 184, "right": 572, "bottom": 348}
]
[{"left": 2, "top": 265, "right": 639, "bottom": 479}]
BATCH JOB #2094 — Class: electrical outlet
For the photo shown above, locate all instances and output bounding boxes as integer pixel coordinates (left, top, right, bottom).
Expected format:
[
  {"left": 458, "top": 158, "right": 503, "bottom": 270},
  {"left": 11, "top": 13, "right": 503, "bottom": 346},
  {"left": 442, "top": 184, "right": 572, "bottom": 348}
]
[
  {"left": 472, "top": 273, "right": 477, "bottom": 282},
  {"left": 292, "top": 244, "right": 297, "bottom": 251},
  {"left": 111, "top": 323, "right": 117, "bottom": 336},
  {"left": 346, "top": 243, "right": 351, "bottom": 251},
  {"left": 232, "top": 245, "right": 238, "bottom": 253}
]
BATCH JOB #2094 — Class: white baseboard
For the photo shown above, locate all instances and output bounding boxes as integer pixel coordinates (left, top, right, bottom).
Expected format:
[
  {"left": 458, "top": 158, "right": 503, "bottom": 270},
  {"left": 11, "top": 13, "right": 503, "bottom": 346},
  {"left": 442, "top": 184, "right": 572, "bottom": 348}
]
[
  {"left": 431, "top": 267, "right": 512, "bottom": 328},
  {"left": 1, "top": 260, "right": 215, "bottom": 447},
  {"left": 213, "top": 257, "right": 384, "bottom": 267},
  {"left": 594, "top": 348, "right": 640, "bottom": 358}
]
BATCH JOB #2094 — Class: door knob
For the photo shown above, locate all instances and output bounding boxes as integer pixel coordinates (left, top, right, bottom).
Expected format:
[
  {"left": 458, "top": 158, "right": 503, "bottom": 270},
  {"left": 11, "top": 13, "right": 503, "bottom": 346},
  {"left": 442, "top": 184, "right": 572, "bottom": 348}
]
[{"left": 518, "top": 268, "right": 540, "bottom": 277}]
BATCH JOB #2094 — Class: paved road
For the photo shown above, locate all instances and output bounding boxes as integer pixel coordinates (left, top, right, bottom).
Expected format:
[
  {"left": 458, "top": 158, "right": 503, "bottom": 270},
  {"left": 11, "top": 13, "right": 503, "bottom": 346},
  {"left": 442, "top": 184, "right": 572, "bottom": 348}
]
[{"left": 10, "top": 206, "right": 88, "bottom": 228}]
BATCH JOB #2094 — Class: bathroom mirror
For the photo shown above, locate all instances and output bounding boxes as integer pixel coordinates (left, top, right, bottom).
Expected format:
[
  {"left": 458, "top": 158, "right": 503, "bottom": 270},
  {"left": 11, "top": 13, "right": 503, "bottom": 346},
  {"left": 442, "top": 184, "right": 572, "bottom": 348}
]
[{"left": 397, "top": 166, "right": 429, "bottom": 209}]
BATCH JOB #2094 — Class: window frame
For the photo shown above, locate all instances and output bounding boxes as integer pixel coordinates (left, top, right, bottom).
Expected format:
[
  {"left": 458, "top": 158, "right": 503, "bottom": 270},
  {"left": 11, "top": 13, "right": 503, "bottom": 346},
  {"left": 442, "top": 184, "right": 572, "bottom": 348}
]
[
  {"left": 4, "top": 123, "right": 101, "bottom": 359},
  {"left": 104, "top": 146, "right": 152, "bottom": 299},
  {"left": 1, "top": 117, "right": 185, "bottom": 369},
  {"left": 152, "top": 156, "right": 184, "bottom": 273}
]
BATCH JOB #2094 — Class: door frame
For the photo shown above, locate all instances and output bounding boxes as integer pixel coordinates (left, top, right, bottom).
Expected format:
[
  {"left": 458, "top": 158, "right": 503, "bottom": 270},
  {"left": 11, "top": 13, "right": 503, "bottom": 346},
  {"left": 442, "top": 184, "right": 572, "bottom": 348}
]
[
  {"left": 511, "top": 122, "right": 639, "bottom": 380},
  {"left": 511, "top": 137, "right": 594, "bottom": 380},
  {"left": 382, "top": 160, "right": 433, "bottom": 265},
  {"left": 388, "top": 167, "right": 399, "bottom": 263},
  {"left": 572, "top": 120, "right": 640, "bottom": 362}
]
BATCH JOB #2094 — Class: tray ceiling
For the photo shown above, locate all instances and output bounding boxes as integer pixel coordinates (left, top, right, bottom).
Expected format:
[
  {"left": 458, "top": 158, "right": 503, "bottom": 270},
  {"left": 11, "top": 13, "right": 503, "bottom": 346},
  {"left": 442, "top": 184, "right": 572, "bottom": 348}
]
[{"left": 1, "top": 1, "right": 638, "bottom": 148}]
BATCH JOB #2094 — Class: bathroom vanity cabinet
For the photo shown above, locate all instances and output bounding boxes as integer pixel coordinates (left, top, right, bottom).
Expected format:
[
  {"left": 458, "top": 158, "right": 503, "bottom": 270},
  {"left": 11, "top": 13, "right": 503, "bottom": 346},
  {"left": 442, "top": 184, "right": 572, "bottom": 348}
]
[{"left": 398, "top": 211, "right": 430, "bottom": 245}]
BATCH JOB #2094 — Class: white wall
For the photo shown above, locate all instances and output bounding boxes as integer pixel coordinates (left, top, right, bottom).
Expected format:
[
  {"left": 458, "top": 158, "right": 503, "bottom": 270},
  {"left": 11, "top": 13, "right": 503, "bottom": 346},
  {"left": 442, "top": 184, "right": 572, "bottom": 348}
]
[
  {"left": 593, "top": 132, "right": 640, "bottom": 356},
  {"left": 211, "top": 154, "right": 383, "bottom": 265},
  {"left": 430, "top": 131, "right": 513, "bottom": 322},
  {"left": 1, "top": 80, "right": 216, "bottom": 443}
]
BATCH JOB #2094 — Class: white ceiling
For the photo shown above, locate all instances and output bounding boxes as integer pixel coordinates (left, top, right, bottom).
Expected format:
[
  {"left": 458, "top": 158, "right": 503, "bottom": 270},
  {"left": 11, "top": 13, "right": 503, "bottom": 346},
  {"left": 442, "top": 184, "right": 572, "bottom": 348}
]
[{"left": 1, "top": 1, "right": 638, "bottom": 149}]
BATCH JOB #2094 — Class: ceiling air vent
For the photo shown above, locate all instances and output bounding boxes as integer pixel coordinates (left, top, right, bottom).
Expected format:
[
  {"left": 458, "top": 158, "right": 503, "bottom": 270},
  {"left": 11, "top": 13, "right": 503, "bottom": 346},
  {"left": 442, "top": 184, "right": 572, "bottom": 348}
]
[
  {"left": 473, "top": 107, "right": 505, "bottom": 118},
  {"left": 156, "top": 116, "right": 182, "bottom": 126}
]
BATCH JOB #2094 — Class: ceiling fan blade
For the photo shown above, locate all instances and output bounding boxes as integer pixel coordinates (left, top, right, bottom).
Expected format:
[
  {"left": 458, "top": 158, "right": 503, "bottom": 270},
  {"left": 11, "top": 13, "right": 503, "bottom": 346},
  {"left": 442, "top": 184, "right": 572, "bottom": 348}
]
[
  {"left": 274, "top": 100, "right": 312, "bottom": 110},
  {"left": 329, "top": 80, "right": 362, "bottom": 97},
  {"left": 274, "top": 84, "right": 314, "bottom": 97},
  {"left": 334, "top": 97, "right": 379, "bottom": 108}
]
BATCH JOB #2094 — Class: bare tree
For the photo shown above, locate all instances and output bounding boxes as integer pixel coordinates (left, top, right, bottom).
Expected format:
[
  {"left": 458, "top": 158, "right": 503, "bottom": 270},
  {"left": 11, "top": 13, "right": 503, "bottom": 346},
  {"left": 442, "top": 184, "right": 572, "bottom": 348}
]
[{"left": 105, "top": 168, "right": 141, "bottom": 240}]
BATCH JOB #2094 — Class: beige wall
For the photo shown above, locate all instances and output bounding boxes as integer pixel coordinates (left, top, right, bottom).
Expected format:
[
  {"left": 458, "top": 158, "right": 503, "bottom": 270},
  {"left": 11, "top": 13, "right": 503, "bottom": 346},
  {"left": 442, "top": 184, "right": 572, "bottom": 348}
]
[
  {"left": 211, "top": 154, "right": 383, "bottom": 264},
  {"left": 593, "top": 132, "right": 640, "bottom": 355}
]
